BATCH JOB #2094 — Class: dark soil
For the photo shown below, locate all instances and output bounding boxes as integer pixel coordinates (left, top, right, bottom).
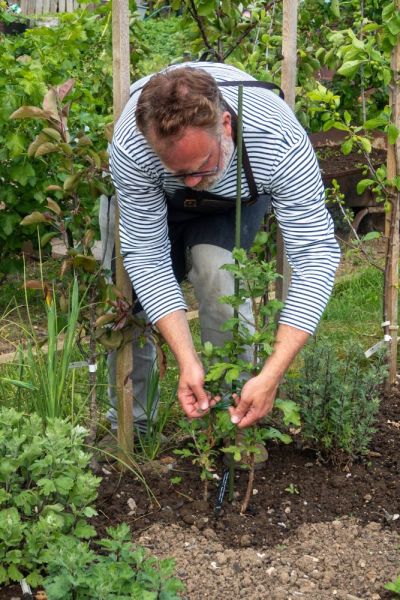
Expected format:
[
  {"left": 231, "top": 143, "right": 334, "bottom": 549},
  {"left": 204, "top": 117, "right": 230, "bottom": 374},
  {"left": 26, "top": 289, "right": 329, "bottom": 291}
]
[
  {"left": 92, "top": 387, "right": 400, "bottom": 549},
  {"left": 317, "top": 147, "right": 386, "bottom": 179}
]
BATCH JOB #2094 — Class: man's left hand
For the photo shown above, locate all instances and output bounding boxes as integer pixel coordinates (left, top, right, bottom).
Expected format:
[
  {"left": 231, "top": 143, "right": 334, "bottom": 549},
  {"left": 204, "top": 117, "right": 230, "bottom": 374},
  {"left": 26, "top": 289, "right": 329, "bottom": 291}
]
[{"left": 228, "top": 372, "right": 279, "bottom": 428}]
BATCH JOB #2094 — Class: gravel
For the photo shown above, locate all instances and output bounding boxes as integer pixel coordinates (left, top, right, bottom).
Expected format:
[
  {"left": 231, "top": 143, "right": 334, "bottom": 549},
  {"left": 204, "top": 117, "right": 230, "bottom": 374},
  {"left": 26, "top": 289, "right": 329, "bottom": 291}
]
[{"left": 139, "top": 517, "right": 400, "bottom": 599}]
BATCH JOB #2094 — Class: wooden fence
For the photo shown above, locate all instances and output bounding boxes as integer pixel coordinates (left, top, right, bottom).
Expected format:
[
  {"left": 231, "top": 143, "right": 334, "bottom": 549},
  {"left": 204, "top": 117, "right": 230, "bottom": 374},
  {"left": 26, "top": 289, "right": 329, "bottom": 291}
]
[{"left": 18, "top": 1, "right": 80, "bottom": 14}]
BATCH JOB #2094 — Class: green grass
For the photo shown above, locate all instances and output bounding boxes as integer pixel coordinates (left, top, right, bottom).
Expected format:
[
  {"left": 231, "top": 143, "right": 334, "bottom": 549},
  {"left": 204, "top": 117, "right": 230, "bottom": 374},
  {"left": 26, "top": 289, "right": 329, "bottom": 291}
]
[{"left": 318, "top": 265, "right": 384, "bottom": 345}]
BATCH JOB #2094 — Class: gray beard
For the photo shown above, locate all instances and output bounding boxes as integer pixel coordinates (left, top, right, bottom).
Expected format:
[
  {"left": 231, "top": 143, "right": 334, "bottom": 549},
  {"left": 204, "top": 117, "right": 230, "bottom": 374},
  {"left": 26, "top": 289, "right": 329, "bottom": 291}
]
[{"left": 189, "top": 135, "right": 235, "bottom": 192}]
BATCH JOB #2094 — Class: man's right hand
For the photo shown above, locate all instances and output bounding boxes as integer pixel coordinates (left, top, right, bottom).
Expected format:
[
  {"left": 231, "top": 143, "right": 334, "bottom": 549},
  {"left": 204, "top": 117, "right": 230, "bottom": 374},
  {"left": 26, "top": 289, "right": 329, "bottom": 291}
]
[{"left": 177, "top": 361, "right": 211, "bottom": 419}]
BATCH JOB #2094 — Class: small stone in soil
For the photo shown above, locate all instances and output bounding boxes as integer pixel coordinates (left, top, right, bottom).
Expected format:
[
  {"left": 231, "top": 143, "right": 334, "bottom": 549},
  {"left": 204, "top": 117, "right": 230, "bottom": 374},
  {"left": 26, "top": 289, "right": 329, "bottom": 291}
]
[{"left": 240, "top": 534, "right": 252, "bottom": 547}]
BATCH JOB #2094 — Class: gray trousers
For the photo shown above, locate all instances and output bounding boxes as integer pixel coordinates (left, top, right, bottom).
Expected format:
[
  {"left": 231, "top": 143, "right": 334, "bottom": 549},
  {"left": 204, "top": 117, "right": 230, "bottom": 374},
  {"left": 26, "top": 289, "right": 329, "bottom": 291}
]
[{"left": 99, "top": 196, "right": 255, "bottom": 431}]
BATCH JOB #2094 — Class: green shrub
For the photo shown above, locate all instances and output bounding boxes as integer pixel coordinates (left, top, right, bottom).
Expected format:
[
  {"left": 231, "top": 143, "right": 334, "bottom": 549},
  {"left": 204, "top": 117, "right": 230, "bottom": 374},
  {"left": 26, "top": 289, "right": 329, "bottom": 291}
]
[
  {"left": 0, "top": 408, "right": 100, "bottom": 586},
  {"left": 285, "top": 340, "right": 386, "bottom": 462}
]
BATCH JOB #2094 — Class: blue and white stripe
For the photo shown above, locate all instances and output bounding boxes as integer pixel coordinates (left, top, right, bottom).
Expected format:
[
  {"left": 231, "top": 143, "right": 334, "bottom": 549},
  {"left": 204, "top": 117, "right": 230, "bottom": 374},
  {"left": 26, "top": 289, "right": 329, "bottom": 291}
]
[{"left": 110, "top": 62, "right": 340, "bottom": 334}]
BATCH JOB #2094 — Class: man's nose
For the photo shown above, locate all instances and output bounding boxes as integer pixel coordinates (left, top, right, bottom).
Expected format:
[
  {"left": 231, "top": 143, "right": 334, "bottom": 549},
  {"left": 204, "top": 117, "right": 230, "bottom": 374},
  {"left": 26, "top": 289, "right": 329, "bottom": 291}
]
[{"left": 184, "top": 174, "right": 203, "bottom": 187}]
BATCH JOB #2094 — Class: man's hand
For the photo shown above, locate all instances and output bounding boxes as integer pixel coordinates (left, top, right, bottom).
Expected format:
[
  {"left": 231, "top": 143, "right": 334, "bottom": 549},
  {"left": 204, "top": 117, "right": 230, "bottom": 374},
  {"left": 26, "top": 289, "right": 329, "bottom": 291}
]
[
  {"left": 228, "top": 324, "right": 310, "bottom": 428},
  {"left": 156, "top": 310, "right": 214, "bottom": 418},
  {"left": 228, "top": 372, "right": 279, "bottom": 428},
  {"left": 177, "top": 361, "right": 211, "bottom": 419}
]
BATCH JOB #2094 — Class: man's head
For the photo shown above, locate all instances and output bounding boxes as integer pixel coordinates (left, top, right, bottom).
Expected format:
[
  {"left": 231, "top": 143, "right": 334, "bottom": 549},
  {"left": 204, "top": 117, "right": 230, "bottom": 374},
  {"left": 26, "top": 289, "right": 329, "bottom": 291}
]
[{"left": 135, "top": 67, "right": 234, "bottom": 190}]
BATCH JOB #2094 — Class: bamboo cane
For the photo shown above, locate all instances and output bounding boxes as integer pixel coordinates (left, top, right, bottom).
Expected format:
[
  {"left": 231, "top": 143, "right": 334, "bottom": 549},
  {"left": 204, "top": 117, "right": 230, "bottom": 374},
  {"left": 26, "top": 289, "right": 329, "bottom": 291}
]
[
  {"left": 112, "top": 1, "right": 134, "bottom": 462},
  {"left": 228, "top": 85, "right": 244, "bottom": 502}
]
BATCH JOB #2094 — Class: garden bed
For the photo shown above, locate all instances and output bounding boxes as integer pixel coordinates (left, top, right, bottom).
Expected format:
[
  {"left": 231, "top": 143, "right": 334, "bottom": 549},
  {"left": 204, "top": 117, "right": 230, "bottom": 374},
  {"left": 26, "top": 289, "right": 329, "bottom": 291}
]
[
  {"left": 94, "top": 386, "right": 400, "bottom": 547},
  {"left": 79, "top": 386, "right": 400, "bottom": 599}
]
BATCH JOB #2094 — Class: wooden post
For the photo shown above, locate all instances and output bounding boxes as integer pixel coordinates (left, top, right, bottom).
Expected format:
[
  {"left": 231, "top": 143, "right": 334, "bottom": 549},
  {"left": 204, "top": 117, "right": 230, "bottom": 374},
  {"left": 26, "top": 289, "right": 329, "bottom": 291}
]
[
  {"left": 385, "top": 7, "right": 400, "bottom": 389},
  {"left": 276, "top": 0, "right": 298, "bottom": 301},
  {"left": 112, "top": 1, "right": 134, "bottom": 460}
]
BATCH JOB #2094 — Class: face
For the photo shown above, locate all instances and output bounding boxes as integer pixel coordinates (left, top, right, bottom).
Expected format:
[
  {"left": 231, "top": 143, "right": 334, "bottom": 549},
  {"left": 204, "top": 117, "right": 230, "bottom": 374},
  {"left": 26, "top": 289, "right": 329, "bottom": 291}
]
[{"left": 155, "top": 111, "right": 234, "bottom": 191}]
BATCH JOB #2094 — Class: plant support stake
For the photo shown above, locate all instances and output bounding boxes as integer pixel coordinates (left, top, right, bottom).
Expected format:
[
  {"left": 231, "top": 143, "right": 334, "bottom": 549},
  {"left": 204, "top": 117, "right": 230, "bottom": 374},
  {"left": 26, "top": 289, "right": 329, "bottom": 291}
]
[
  {"left": 228, "top": 84, "right": 244, "bottom": 502},
  {"left": 112, "top": 0, "right": 134, "bottom": 462}
]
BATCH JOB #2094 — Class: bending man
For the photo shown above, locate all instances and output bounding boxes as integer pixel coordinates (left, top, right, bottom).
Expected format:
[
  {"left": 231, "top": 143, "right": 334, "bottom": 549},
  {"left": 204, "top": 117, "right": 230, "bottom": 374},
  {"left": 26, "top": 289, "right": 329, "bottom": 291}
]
[{"left": 108, "top": 62, "right": 340, "bottom": 430}]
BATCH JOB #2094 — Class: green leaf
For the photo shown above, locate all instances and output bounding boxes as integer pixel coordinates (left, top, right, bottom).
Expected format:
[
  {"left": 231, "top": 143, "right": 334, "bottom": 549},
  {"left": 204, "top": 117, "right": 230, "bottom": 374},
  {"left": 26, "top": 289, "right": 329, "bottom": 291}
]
[
  {"left": 388, "top": 124, "right": 399, "bottom": 145},
  {"left": 359, "top": 137, "right": 372, "bottom": 153},
  {"left": 74, "top": 520, "right": 96, "bottom": 539},
  {"left": 41, "top": 232, "right": 59, "bottom": 248},
  {"left": 1, "top": 378, "right": 36, "bottom": 391},
  {"left": 362, "top": 231, "right": 381, "bottom": 242},
  {"left": 387, "top": 14, "right": 400, "bottom": 36},
  {"left": 382, "top": 68, "right": 392, "bottom": 87},
  {"left": 7, "top": 563, "right": 23, "bottom": 582},
  {"left": 82, "top": 506, "right": 98, "bottom": 518},
  {"left": 37, "top": 477, "right": 57, "bottom": 495},
  {"left": 341, "top": 138, "right": 353, "bottom": 155},
  {"left": 330, "top": 0, "right": 340, "bottom": 18},
  {"left": 274, "top": 398, "right": 301, "bottom": 426},
  {"left": 10, "top": 163, "right": 36, "bottom": 186},
  {"left": 337, "top": 59, "right": 365, "bottom": 78},
  {"left": 54, "top": 475, "right": 75, "bottom": 495},
  {"left": 356, "top": 179, "right": 374, "bottom": 194},
  {"left": 333, "top": 121, "right": 349, "bottom": 131},
  {"left": 364, "top": 115, "right": 387, "bottom": 130},
  {"left": 203, "top": 341, "right": 214, "bottom": 358},
  {"left": 0, "top": 565, "right": 7, "bottom": 585},
  {"left": 6, "top": 133, "right": 26, "bottom": 157},
  {"left": 385, "top": 576, "right": 400, "bottom": 593}
]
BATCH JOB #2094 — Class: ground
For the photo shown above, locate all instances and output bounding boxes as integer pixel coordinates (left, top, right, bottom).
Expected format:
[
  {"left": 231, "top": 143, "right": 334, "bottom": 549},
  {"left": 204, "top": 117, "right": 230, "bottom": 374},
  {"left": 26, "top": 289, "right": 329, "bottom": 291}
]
[
  {"left": 90, "top": 386, "right": 400, "bottom": 599},
  {"left": 3, "top": 387, "right": 399, "bottom": 599}
]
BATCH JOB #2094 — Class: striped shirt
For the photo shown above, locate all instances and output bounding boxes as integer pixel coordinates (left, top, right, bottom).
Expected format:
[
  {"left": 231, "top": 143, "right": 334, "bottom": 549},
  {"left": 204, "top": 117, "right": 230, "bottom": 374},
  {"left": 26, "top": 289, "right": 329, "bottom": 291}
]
[{"left": 110, "top": 62, "right": 340, "bottom": 335}]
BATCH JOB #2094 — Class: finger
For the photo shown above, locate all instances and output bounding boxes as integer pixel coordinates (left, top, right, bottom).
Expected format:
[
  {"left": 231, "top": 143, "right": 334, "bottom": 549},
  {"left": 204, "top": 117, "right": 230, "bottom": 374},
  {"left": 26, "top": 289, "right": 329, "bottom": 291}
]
[
  {"left": 229, "top": 396, "right": 252, "bottom": 424},
  {"left": 191, "top": 385, "right": 210, "bottom": 411},
  {"left": 236, "top": 408, "right": 261, "bottom": 428}
]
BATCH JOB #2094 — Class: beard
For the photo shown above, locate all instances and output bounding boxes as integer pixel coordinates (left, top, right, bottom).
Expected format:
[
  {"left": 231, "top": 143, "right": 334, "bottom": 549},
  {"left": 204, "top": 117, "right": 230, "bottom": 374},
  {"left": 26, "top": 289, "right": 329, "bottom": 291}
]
[{"left": 189, "top": 134, "right": 235, "bottom": 191}]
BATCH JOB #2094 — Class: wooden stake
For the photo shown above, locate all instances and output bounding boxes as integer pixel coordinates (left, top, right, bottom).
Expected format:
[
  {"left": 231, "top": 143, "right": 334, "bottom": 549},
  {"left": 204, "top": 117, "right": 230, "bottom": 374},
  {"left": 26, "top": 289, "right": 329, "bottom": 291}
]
[
  {"left": 112, "top": 1, "right": 134, "bottom": 461},
  {"left": 385, "top": 9, "right": 400, "bottom": 390},
  {"left": 276, "top": 0, "right": 298, "bottom": 301}
]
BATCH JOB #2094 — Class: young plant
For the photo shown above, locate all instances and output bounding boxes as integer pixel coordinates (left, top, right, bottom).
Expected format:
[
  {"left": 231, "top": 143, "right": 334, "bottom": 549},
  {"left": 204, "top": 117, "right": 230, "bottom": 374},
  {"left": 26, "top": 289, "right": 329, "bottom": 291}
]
[{"left": 179, "top": 240, "right": 300, "bottom": 513}]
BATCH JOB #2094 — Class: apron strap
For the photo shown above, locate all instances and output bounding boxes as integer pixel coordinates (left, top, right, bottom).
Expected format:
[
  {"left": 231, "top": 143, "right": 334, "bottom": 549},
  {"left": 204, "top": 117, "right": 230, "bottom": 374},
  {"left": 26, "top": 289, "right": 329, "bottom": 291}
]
[{"left": 218, "top": 79, "right": 284, "bottom": 100}]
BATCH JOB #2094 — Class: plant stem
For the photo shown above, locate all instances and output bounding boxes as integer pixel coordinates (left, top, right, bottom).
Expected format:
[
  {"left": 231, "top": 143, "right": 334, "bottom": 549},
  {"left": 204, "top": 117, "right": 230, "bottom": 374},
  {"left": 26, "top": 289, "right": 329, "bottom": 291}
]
[{"left": 240, "top": 453, "right": 255, "bottom": 514}]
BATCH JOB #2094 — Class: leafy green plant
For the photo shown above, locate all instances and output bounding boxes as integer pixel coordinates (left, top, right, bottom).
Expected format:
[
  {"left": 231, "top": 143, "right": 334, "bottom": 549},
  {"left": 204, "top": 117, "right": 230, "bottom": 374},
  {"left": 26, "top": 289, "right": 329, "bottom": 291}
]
[
  {"left": 43, "top": 523, "right": 184, "bottom": 600},
  {"left": 0, "top": 3, "right": 147, "bottom": 276},
  {"left": 285, "top": 340, "right": 386, "bottom": 463},
  {"left": 0, "top": 408, "right": 100, "bottom": 586},
  {"left": 177, "top": 242, "right": 300, "bottom": 513}
]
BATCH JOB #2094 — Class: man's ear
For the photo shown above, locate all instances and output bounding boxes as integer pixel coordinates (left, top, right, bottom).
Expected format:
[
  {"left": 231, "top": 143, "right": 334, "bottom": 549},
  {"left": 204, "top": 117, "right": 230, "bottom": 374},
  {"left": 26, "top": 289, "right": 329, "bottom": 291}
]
[{"left": 221, "top": 111, "right": 232, "bottom": 136}]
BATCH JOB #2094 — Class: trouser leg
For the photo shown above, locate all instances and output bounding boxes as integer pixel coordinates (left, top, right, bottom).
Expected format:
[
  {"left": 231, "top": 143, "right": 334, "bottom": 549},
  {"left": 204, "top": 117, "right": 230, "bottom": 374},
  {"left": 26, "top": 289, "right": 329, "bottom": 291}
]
[
  {"left": 106, "top": 310, "right": 159, "bottom": 432},
  {"left": 187, "top": 244, "right": 255, "bottom": 367}
]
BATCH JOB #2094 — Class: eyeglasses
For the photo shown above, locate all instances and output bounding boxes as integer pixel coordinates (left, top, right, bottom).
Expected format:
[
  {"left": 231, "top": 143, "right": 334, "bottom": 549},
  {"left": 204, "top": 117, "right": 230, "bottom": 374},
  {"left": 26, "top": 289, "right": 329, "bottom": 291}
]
[{"left": 164, "top": 136, "right": 221, "bottom": 181}]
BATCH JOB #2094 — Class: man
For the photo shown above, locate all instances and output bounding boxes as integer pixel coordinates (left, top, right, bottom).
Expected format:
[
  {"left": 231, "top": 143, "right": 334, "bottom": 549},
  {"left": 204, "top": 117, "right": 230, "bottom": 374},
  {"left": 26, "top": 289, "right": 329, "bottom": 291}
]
[{"left": 107, "top": 62, "right": 340, "bottom": 432}]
